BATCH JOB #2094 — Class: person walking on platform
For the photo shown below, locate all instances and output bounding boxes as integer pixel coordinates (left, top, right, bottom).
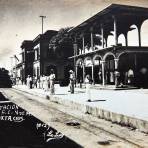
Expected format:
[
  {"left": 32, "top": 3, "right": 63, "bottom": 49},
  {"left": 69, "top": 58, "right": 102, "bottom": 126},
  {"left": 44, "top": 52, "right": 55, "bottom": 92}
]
[
  {"left": 37, "top": 77, "right": 40, "bottom": 88},
  {"left": 42, "top": 75, "right": 46, "bottom": 90},
  {"left": 85, "top": 74, "right": 92, "bottom": 102},
  {"left": 29, "top": 76, "right": 33, "bottom": 89},
  {"left": 40, "top": 75, "right": 44, "bottom": 89},
  {"left": 49, "top": 69, "right": 55, "bottom": 95},
  {"left": 26, "top": 75, "right": 33, "bottom": 89},
  {"left": 44, "top": 75, "right": 49, "bottom": 92},
  {"left": 33, "top": 75, "right": 37, "bottom": 88},
  {"left": 127, "top": 69, "right": 134, "bottom": 85},
  {"left": 69, "top": 70, "right": 75, "bottom": 94},
  {"left": 26, "top": 75, "right": 29, "bottom": 88}
]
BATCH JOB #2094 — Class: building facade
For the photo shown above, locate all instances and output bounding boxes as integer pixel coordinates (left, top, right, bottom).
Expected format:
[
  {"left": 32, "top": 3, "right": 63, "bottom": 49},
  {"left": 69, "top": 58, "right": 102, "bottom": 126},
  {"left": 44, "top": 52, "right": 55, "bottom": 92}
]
[
  {"left": 69, "top": 4, "right": 148, "bottom": 88},
  {"left": 18, "top": 30, "right": 73, "bottom": 84},
  {"left": 20, "top": 40, "right": 34, "bottom": 83},
  {"left": 32, "top": 30, "right": 58, "bottom": 78},
  {"left": 32, "top": 30, "right": 73, "bottom": 82}
]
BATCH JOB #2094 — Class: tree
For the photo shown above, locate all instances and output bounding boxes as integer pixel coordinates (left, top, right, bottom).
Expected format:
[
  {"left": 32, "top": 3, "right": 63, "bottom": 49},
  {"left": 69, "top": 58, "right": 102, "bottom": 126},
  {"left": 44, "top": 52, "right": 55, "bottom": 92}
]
[
  {"left": 0, "top": 68, "right": 12, "bottom": 88},
  {"left": 49, "top": 27, "right": 74, "bottom": 59}
]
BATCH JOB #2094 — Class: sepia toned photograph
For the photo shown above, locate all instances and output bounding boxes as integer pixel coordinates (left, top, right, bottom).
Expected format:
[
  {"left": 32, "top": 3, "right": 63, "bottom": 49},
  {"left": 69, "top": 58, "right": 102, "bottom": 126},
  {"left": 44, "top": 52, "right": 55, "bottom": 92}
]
[{"left": 0, "top": 0, "right": 148, "bottom": 147}]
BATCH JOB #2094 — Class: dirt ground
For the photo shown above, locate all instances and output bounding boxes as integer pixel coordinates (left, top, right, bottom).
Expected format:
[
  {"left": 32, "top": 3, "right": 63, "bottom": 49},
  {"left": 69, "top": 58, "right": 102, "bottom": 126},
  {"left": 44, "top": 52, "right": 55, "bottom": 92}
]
[{"left": 1, "top": 88, "right": 148, "bottom": 148}]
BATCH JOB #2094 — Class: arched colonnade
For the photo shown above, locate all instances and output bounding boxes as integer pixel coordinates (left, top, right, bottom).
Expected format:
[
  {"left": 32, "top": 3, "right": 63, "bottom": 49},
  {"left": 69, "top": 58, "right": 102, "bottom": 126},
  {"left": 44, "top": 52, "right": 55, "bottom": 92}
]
[{"left": 75, "top": 51, "right": 148, "bottom": 87}]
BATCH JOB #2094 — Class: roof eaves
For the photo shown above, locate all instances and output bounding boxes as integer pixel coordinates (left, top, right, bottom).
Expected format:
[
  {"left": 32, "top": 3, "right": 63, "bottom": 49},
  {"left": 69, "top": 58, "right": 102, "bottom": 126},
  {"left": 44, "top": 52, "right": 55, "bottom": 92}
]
[{"left": 69, "top": 3, "right": 148, "bottom": 33}]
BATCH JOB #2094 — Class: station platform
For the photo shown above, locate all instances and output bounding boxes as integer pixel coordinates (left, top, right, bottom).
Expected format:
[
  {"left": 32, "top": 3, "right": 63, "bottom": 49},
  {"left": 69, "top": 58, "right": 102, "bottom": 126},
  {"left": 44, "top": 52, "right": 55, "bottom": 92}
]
[{"left": 12, "top": 84, "right": 148, "bottom": 133}]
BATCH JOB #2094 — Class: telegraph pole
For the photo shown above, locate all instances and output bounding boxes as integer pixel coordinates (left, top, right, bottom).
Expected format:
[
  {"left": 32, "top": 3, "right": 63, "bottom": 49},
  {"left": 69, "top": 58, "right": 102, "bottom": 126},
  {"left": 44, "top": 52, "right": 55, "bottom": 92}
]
[
  {"left": 10, "top": 57, "right": 13, "bottom": 77},
  {"left": 39, "top": 15, "right": 46, "bottom": 77},
  {"left": 14, "top": 55, "right": 19, "bottom": 84},
  {"left": 39, "top": 15, "right": 46, "bottom": 34}
]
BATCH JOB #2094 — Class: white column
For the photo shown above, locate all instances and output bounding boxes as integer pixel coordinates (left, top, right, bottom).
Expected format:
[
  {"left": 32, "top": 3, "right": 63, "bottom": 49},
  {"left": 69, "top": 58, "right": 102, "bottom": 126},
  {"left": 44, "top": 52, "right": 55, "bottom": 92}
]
[
  {"left": 83, "top": 64, "right": 85, "bottom": 82},
  {"left": 105, "top": 38, "right": 108, "bottom": 47},
  {"left": 91, "top": 32, "right": 94, "bottom": 51},
  {"left": 101, "top": 60, "right": 105, "bottom": 86},
  {"left": 114, "top": 58, "right": 119, "bottom": 70},
  {"left": 113, "top": 16, "right": 118, "bottom": 46},
  {"left": 92, "top": 64, "right": 94, "bottom": 84},
  {"left": 82, "top": 36, "right": 85, "bottom": 54},
  {"left": 23, "top": 49, "right": 26, "bottom": 62},
  {"left": 138, "top": 27, "right": 141, "bottom": 47},
  {"left": 134, "top": 54, "right": 137, "bottom": 70},
  {"left": 101, "top": 24, "right": 104, "bottom": 48},
  {"left": 75, "top": 65, "right": 78, "bottom": 81},
  {"left": 114, "top": 58, "right": 119, "bottom": 87},
  {"left": 125, "top": 33, "right": 128, "bottom": 47}
]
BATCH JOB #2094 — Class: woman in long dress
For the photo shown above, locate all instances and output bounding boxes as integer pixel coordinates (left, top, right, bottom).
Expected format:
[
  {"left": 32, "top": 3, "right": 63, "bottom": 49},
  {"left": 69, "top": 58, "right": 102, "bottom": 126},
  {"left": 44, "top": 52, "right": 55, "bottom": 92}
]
[
  {"left": 26, "top": 75, "right": 29, "bottom": 88},
  {"left": 69, "top": 70, "right": 75, "bottom": 94},
  {"left": 42, "top": 75, "right": 46, "bottom": 90},
  {"left": 44, "top": 75, "right": 49, "bottom": 92},
  {"left": 85, "top": 74, "right": 91, "bottom": 102},
  {"left": 40, "top": 75, "right": 43, "bottom": 89},
  {"left": 49, "top": 69, "right": 55, "bottom": 95}
]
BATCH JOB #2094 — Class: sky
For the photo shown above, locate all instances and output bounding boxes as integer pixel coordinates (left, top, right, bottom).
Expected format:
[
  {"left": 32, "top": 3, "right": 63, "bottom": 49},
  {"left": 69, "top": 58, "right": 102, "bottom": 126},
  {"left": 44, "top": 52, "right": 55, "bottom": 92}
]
[{"left": 0, "top": 0, "right": 148, "bottom": 70}]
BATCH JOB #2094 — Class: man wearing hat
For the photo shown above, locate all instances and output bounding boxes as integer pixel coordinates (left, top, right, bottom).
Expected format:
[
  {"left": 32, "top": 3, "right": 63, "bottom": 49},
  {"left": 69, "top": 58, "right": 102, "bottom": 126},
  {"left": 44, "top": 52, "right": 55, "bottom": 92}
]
[{"left": 69, "top": 70, "right": 75, "bottom": 93}]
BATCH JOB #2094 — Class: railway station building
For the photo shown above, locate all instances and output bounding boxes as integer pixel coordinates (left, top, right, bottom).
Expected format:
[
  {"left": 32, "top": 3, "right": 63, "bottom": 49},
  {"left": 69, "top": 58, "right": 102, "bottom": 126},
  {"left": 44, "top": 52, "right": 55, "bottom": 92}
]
[{"left": 69, "top": 4, "right": 148, "bottom": 88}]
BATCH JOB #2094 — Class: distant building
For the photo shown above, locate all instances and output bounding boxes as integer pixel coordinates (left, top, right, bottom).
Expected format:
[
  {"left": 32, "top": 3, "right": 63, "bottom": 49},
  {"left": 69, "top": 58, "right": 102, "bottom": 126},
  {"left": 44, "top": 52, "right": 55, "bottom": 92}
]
[
  {"left": 32, "top": 30, "right": 73, "bottom": 83},
  {"left": 0, "top": 68, "right": 12, "bottom": 88},
  {"left": 20, "top": 40, "right": 34, "bottom": 83},
  {"left": 17, "top": 30, "right": 73, "bottom": 84}
]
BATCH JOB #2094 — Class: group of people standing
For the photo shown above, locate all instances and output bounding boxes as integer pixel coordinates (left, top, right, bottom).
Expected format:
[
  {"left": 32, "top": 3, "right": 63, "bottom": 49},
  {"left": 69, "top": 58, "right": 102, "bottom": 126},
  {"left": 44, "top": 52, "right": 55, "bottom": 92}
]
[
  {"left": 25, "top": 69, "right": 93, "bottom": 101},
  {"left": 26, "top": 69, "right": 55, "bottom": 95},
  {"left": 69, "top": 70, "right": 93, "bottom": 102}
]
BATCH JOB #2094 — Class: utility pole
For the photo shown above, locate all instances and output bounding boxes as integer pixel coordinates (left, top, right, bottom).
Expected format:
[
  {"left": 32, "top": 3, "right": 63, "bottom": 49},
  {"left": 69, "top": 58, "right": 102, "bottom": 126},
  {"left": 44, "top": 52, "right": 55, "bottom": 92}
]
[
  {"left": 10, "top": 57, "right": 13, "bottom": 76},
  {"left": 39, "top": 15, "right": 46, "bottom": 77},
  {"left": 73, "top": 37, "right": 77, "bottom": 87},
  {"left": 39, "top": 15, "right": 46, "bottom": 34},
  {"left": 14, "top": 55, "right": 19, "bottom": 84}
]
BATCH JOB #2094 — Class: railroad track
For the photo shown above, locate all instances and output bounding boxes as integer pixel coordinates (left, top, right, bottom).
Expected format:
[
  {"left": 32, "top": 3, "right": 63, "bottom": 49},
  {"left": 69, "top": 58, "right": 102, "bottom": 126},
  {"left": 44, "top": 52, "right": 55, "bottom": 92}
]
[{"left": 3, "top": 88, "right": 147, "bottom": 148}]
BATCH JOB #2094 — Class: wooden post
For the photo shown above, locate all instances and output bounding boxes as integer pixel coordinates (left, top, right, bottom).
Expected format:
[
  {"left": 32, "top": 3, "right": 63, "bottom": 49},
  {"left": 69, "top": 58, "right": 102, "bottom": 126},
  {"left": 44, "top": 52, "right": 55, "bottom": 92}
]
[
  {"left": 82, "top": 36, "right": 85, "bottom": 54},
  {"left": 75, "top": 65, "right": 78, "bottom": 81},
  {"left": 101, "top": 60, "right": 105, "bottom": 86},
  {"left": 114, "top": 58, "right": 119, "bottom": 87},
  {"left": 91, "top": 32, "right": 94, "bottom": 51},
  {"left": 83, "top": 64, "right": 85, "bottom": 83},
  {"left": 125, "top": 33, "right": 128, "bottom": 47},
  {"left": 138, "top": 27, "right": 141, "bottom": 47},
  {"left": 114, "top": 58, "right": 119, "bottom": 70},
  {"left": 101, "top": 23, "right": 104, "bottom": 48},
  {"left": 92, "top": 64, "right": 94, "bottom": 84}
]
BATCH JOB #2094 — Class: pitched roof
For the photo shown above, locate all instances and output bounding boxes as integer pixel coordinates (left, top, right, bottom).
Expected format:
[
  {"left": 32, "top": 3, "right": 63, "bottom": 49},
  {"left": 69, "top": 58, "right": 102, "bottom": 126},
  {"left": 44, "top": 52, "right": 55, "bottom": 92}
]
[{"left": 69, "top": 4, "right": 148, "bottom": 33}]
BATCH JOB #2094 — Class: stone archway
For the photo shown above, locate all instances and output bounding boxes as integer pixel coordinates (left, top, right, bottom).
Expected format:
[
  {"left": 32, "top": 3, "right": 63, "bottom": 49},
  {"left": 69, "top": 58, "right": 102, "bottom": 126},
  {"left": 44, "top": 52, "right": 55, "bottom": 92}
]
[
  {"left": 93, "top": 55, "right": 102, "bottom": 84},
  {"left": 118, "top": 52, "right": 135, "bottom": 85},
  {"left": 64, "top": 64, "right": 73, "bottom": 84},
  {"left": 84, "top": 56, "right": 93, "bottom": 79},
  {"left": 76, "top": 58, "right": 84, "bottom": 82},
  {"left": 141, "top": 19, "right": 148, "bottom": 46},
  {"left": 118, "top": 33, "right": 126, "bottom": 46},
  {"left": 104, "top": 53, "right": 115, "bottom": 85},
  {"left": 118, "top": 52, "right": 148, "bottom": 87},
  {"left": 128, "top": 24, "right": 139, "bottom": 46}
]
